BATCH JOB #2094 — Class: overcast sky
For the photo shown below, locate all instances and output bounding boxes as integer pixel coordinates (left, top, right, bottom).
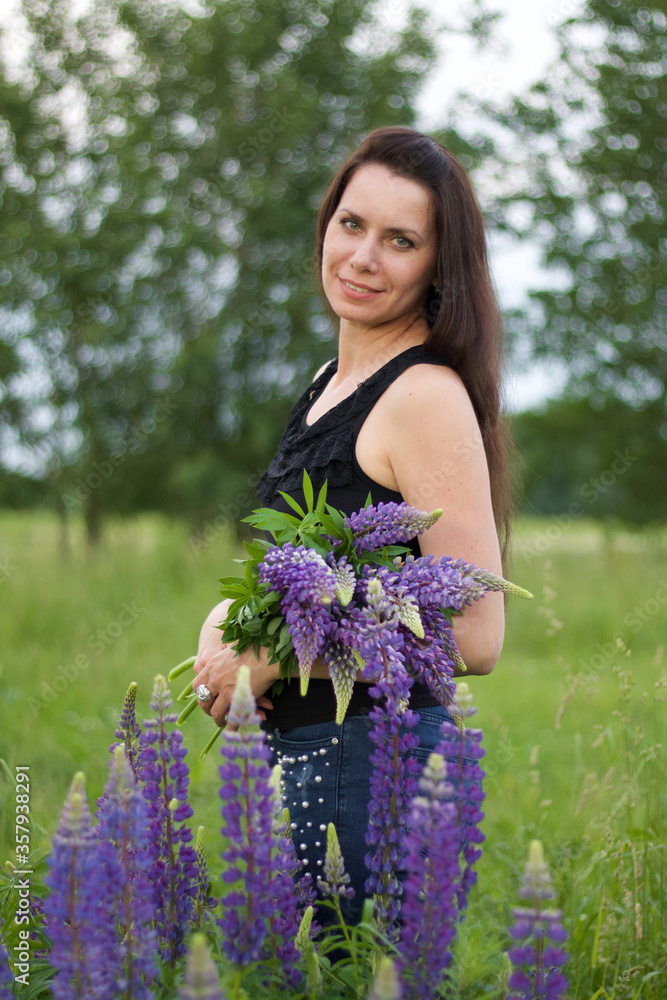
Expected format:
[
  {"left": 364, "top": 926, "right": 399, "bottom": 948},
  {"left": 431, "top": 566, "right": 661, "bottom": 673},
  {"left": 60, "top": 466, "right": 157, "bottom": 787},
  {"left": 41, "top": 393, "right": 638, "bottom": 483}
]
[
  {"left": 407, "top": 0, "right": 584, "bottom": 408},
  {"left": 1, "top": 0, "right": 584, "bottom": 409}
]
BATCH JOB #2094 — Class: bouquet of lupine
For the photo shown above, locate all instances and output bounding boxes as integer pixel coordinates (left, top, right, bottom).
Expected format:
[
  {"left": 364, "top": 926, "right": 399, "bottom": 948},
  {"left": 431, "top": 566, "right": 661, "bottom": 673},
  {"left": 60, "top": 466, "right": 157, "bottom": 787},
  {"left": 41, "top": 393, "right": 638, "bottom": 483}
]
[
  {"left": 168, "top": 471, "right": 533, "bottom": 938},
  {"left": 172, "top": 470, "right": 532, "bottom": 750}
]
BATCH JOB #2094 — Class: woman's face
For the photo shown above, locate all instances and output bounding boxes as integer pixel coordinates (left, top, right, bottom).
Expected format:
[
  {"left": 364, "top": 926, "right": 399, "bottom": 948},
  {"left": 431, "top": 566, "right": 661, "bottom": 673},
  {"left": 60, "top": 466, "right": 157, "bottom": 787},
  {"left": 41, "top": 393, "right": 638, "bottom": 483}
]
[{"left": 321, "top": 162, "right": 438, "bottom": 326}]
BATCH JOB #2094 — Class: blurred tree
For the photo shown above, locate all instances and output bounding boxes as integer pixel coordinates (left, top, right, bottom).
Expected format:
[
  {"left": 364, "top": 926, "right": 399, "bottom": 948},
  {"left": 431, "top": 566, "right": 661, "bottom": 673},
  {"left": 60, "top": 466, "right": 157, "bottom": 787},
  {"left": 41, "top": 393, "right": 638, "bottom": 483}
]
[
  {"left": 488, "top": 0, "right": 666, "bottom": 411},
  {"left": 513, "top": 397, "right": 667, "bottom": 525},
  {"left": 0, "top": 0, "right": 496, "bottom": 540}
]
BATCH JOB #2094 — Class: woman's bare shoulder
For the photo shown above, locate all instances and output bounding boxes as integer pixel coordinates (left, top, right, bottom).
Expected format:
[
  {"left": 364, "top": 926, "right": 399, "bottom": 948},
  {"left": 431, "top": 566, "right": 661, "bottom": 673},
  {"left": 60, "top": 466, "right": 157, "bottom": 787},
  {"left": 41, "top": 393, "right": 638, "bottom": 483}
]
[{"left": 386, "top": 361, "right": 476, "bottom": 428}]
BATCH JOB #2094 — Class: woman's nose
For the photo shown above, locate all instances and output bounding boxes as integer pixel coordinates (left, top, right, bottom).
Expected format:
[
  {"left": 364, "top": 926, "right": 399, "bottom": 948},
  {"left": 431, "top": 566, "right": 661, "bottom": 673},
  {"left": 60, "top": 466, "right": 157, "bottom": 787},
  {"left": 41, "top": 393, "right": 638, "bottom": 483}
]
[{"left": 349, "top": 235, "right": 380, "bottom": 272}]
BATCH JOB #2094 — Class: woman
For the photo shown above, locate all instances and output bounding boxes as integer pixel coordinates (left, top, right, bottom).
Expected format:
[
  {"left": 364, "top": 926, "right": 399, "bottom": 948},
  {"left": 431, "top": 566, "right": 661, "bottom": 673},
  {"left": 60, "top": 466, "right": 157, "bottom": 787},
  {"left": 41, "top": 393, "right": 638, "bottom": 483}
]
[{"left": 192, "top": 126, "right": 511, "bottom": 923}]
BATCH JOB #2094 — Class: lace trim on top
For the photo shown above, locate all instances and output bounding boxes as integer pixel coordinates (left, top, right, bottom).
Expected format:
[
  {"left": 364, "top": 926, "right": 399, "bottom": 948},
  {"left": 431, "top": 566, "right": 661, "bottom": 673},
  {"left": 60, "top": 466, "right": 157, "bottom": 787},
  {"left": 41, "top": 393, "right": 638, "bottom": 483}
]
[{"left": 255, "top": 346, "right": 447, "bottom": 505}]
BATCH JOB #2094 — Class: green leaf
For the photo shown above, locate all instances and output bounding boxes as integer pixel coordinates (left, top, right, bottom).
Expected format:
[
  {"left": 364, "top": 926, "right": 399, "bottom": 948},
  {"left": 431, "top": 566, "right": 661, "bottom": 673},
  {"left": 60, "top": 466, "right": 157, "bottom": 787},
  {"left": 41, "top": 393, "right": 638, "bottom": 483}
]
[
  {"left": 244, "top": 508, "right": 301, "bottom": 531},
  {"left": 302, "top": 468, "right": 314, "bottom": 512},
  {"left": 324, "top": 504, "right": 348, "bottom": 534},
  {"left": 315, "top": 478, "right": 329, "bottom": 512},
  {"left": 243, "top": 539, "right": 271, "bottom": 560},
  {"left": 277, "top": 490, "right": 306, "bottom": 517},
  {"left": 266, "top": 616, "right": 284, "bottom": 636}
]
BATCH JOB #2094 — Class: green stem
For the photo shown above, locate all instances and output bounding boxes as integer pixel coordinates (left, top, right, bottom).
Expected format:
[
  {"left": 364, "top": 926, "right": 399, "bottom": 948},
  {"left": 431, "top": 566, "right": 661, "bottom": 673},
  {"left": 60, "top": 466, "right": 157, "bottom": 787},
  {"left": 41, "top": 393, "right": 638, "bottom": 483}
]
[
  {"left": 333, "top": 895, "right": 359, "bottom": 992},
  {"left": 177, "top": 696, "right": 199, "bottom": 725},
  {"left": 168, "top": 655, "right": 197, "bottom": 681}
]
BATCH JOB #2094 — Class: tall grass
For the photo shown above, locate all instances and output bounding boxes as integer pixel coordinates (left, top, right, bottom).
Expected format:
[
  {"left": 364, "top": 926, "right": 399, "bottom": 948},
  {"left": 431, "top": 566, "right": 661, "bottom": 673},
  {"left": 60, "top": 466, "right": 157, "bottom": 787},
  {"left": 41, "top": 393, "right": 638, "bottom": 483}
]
[{"left": 1, "top": 511, "right": 665, "bottom": 997}]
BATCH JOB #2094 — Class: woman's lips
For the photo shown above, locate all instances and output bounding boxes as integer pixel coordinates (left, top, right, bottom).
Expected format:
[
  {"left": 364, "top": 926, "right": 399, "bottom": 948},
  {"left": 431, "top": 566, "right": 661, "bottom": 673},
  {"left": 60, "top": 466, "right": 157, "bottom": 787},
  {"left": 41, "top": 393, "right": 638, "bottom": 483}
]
[{"left": 338, "top": 276, "right": 382, "bottom": 299}]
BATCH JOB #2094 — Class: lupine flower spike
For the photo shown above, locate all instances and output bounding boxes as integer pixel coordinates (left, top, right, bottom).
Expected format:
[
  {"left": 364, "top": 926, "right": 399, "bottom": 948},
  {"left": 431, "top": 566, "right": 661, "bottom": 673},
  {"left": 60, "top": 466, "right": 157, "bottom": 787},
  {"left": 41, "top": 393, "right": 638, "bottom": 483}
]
[
  {"left": 44, "top": 773, "right": 118, "bottom": 1000},
  {"left": 111, "top": 680, "right": 142, "bottom": 776},
  {"left": 95, "top": 745, "right": 158, "bottom": 997},
  {"left": 435, "top": 683, "right": 486, "bottom": 915},
  {"left": 218, "top": 665, "right": 302, "bottom": 986},
  {"left": 397, "top": 753, "right": 461, "bottom": 999},
  {"left": 259, "top": 543, "right": 338, "bottom": 693},
  {"left": 179, "top": 934, "right": 227, "bottom": 1000},
  {"left": 363, "top": 580, "right": 421, "bottom": 933},
  {"left": 346, "top": 502, "right": 442, "bottom": 554},
  {"left": 139, "top": 675, "right": 198, "bottom": 963},
  {"left": 507, "top": 841, "right": 569, "bottom": 1000}
]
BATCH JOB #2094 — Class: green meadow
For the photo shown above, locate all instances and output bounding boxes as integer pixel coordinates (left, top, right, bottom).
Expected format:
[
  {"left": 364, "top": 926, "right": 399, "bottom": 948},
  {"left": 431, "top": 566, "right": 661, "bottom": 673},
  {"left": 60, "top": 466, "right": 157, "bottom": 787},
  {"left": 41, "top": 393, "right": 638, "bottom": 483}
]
[{"left": 1, "top": 511, "right": 665, "bottom": 998}]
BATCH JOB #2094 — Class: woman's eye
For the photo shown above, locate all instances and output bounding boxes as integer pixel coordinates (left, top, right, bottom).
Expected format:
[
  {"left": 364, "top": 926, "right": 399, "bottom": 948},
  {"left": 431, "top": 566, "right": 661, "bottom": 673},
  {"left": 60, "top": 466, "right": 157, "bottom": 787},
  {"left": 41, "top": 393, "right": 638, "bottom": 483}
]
[{"left": 339, "top": 218, "right": 413, "bottom": 248}]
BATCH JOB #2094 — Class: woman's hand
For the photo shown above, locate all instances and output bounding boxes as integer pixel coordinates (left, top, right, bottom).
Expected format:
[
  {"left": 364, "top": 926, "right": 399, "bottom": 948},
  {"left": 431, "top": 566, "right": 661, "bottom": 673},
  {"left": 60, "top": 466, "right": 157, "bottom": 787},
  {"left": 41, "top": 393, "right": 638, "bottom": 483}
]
[{"left": 192, "top": 600, "right": 280, "bottom": 727}]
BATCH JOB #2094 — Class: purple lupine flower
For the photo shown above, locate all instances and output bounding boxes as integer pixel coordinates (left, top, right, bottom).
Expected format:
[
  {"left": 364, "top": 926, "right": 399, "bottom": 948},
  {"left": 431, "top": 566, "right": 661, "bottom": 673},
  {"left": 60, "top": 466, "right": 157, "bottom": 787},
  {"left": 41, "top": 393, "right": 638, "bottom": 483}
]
[
  {"left": 316, "top": 823, "right": 355, "bottom": 900},
  {"left": 396, "top": 553, "right": 531, "bottom": 613},
  {"left": 258, "top": 770, "right": 304, "bottom": 987},
  {"left": 283, "top": 600, "right": 335, "bottom": 694},
  {"left": 259, "top": 543, "right": 337, "bottom": 692},
  {"left": 397, "top": 753, "right": 461, "bottom": 999},
  {"left": 110, "top": 680, "right": 142, "bottom": 778},
  {"left": 259, "top": 543, "right": 338, "bottom": 605},
  {"left": 401, "top": 607, "right": 458, "bottom": 708},
  {"left": 435, "top": 685, "right": 486, "bottom": 914},
  {"left": 95, "top": 745, "right": 158, "bottom": 998},
  {"left": 361, "top": 586, "right": 421, "bottom": 932},
  {"left": 179, "top": 934, "right": 227, "bottom": 1000},
  {"left": 138, "top": 675, "right": 197, "bottom": 964},
  {"left": 0, "top": 930, "right": 13, "bottom": 1000},
  {"left": 217, "top": 665, "right": 281, "bottom": 965},
  {"left": 346, "top": 502, "right": 442, "bottom": 554},
  {"left": 264, "top": 818, "right": 303, "bottom": 986},
  {"left": 507, "top": 841, "right": 569, "bottom": 1000},
  {"left": 44, "top": 773, "right": 119, "bottom": 1000}
]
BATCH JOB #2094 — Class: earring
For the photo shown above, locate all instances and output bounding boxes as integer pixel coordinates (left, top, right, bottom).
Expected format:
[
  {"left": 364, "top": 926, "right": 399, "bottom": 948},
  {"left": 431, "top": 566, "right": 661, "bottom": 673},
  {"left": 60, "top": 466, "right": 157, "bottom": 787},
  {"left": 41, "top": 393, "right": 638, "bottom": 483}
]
[{"left": 433, "top": 281, "right": 443, "bottom": 295}]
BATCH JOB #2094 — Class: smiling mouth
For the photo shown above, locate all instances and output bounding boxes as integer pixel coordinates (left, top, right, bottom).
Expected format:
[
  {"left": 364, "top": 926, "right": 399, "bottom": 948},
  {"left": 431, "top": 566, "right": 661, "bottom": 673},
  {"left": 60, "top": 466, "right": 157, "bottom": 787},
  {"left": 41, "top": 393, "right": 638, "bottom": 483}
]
[{"left": 340, "top": 278, "right": 381, "bottom": 292}]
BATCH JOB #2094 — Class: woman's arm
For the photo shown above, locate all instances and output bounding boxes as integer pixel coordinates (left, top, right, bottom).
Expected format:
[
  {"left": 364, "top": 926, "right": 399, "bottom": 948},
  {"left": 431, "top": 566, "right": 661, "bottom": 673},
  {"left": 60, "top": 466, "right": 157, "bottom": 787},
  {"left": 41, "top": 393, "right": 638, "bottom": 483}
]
[{"left": 383, "top": 363, "right": 505, "bottom": 675}]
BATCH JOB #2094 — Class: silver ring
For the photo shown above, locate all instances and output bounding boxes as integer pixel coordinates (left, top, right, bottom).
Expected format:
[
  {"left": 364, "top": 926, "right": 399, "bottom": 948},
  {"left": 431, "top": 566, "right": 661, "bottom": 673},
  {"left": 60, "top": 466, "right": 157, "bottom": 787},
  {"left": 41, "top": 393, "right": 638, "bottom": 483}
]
[{"left": 196, "top": 684, "right": 213, "bottom": 703}]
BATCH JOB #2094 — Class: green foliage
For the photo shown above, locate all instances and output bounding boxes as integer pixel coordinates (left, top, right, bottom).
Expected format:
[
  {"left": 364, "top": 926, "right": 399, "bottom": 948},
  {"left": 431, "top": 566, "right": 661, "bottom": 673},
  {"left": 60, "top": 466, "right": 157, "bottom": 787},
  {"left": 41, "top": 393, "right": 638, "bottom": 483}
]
[
  {"left": 0, "top": 512, "right": 665, "bottom": 997},
  {"left": 513, "top": 396, "right": 667, "bottom": 524},
  {"left": 491, "top": 0, "right": 667, "bottom": 408}
]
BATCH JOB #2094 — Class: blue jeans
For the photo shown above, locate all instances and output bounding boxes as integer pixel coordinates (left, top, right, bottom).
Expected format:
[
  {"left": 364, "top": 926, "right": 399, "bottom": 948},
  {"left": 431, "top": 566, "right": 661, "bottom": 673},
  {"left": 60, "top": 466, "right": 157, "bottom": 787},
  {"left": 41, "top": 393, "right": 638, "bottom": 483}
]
[{"left": 266, "top": 705, "right": 478, "bottom": 928}]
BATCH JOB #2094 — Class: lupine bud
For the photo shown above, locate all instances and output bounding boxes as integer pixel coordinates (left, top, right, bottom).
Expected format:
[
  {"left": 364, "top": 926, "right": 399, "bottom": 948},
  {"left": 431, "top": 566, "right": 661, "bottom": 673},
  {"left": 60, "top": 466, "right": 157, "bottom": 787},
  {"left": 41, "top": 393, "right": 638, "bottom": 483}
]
[
  {"left": 394, "top": 596, "right": 424, "bottom": 639},
  {"left": 295, "top": 905, "right": 313, "bottom": 952},
  {"left": 111, "top": 680, "right": 142, "bottom": 775},
  {"left": 180, "top": 934, "right": 226, "bottom": 1000},
  {"left": 317, "top": 823, "right": 355, "bottom": 899},
  {"left": 369, "top": 956, "right": 403, "bottom": 1000},
  {"left": 322, "top": 641, "right": 360, "bottom": 724},
  {"left": 331, "top": 557, "right": 356, "bottom": 606}
]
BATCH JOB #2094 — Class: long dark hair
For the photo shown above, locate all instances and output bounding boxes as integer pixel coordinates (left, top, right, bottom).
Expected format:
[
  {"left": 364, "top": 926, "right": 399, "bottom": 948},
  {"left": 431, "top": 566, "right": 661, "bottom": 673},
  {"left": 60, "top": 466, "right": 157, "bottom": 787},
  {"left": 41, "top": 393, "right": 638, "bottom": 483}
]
[{"left": 314, "top": 125, "right": 514, "bottom": 562}]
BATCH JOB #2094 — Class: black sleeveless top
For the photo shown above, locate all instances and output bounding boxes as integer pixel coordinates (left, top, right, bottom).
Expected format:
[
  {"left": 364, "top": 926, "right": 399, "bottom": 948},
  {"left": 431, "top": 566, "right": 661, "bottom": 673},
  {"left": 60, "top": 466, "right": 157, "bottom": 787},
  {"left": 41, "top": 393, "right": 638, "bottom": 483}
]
[{"left": 255, "top": 344, "right": 451, "bottom": 730}]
